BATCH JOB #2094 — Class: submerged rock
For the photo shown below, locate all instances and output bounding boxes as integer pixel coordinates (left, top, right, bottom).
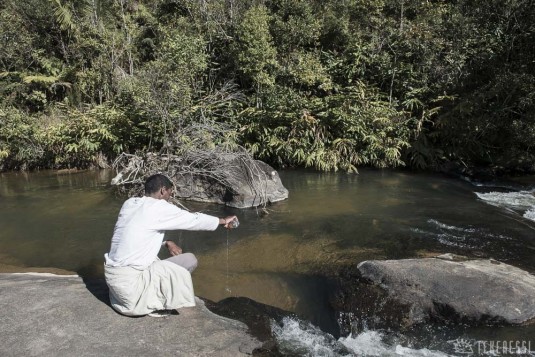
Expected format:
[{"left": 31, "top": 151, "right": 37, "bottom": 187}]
[
  {"left": 204, "top": 297, "right": 354, "bottom": 356},
  {"left": 204, "top": 296, "right": 296, "bottom": 356},
  {"left": 356, "top": 257, "right": 535, "bottom": 326}
]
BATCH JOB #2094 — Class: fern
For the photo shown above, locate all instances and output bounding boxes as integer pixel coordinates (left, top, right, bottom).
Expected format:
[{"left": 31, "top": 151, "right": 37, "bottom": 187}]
[{"left": 23, "top": 75, "right": 59, "bottom": 84}]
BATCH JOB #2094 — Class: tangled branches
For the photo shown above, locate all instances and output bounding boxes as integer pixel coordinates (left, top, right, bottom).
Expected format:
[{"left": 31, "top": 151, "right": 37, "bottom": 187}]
[{"left": 111, "top": 121, "right": 282, "bottom": 208}]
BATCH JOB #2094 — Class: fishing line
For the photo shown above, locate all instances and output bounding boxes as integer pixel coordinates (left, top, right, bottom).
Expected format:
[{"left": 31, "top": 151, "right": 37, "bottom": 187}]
[
  {"left": 225, "top": 218, "right": 239, "bottom": 295},
  {"left": 226, "top": 229, "right": 231, "bottom": 295}
]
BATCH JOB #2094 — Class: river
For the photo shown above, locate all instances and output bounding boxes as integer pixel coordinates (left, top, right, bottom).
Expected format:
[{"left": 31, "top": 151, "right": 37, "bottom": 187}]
[{"left": 1, "top": 168, "right": 534, "bottom": 356}]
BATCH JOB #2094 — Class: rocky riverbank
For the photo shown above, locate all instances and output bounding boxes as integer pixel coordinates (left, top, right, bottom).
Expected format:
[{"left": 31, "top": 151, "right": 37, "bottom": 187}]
[{"left": 2, "top": 256, "right": 534, "bottom": 356}]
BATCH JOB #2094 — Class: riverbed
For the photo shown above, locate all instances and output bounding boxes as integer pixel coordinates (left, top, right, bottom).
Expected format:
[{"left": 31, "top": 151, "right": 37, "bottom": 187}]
[{"left": 1, "top": 168, "right": 534, "bottom": 356}]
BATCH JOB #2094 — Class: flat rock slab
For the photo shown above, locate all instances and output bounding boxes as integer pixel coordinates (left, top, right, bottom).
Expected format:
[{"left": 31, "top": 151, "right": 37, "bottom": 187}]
[
  {"left": 357, "top": 257, "right": 535, "bottom": 325},
  {"left": 0, "top": 273, "right": 260, "bottom": 357}
]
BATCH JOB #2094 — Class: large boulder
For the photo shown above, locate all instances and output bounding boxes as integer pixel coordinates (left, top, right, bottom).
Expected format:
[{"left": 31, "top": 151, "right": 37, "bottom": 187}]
[
  {"left": 112, "top": 155, "right": 289, "bottom": 209},
  {"left": 173, "top": 159, "right": 289, "bottom": 209},
  {"left": 357, "top": 255, "right": 535, "bottom": 326}
]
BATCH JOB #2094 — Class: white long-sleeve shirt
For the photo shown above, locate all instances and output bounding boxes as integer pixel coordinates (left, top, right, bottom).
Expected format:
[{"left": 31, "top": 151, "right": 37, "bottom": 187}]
[{"left": 104, "top": 197, "right": 219, "bottom": 269}]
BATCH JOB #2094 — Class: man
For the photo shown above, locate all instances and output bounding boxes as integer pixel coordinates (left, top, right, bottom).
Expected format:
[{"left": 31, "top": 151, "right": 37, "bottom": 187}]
[{"left": 104, "top": 173, "right": 237, "bottom": 317}]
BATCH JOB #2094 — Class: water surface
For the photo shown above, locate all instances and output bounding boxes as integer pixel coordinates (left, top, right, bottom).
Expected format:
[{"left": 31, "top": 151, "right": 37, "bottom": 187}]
[{"left": 1, "top": 168, "right": 534, "bottom": 355}]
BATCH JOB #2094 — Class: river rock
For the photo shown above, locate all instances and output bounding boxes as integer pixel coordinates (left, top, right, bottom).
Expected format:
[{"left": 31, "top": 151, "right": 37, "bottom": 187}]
[
  {"left": 357, "top": 257, "right": 535, "bottom": 326},
  {"left": 112, "top": 156, "right": 289, "bottom": 208},
  {"left": 173, "top": 159, "right": 288, "bottom": 209},
  {"left": 0, "top": 273, "right": 261, "bottom": 356}
]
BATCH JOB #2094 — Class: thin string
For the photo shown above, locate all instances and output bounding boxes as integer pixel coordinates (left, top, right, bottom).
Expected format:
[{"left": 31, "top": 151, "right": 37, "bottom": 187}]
[{"left": 225, "top": 229, "right": 231, "bottom": 295}]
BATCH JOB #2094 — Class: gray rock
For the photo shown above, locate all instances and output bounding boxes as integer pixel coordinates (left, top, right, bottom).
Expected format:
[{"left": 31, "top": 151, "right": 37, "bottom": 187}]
[
  {"left": 357, "top": 257, "right": 535, "bottom": 326},
  {"left": 0, "top": 273, "right": 261, "bottom": 356},
  {"left": 174, "top": 159, "right": 288, "bottom": 208},
  {"left": 112, "top": 157, "right": 289, "bottom": 208}
]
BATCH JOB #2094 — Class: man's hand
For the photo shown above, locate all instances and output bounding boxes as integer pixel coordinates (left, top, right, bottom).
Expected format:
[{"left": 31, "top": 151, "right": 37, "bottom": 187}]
[
  {"left": 219, "top": 216, "right": 238, "bottom": 229},
  {"left": 165, "top": 241, "right": 182, "bottom": 256}
]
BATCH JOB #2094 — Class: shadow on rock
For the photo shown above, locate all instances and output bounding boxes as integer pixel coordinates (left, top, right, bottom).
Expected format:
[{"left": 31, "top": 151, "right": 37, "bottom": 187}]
[
  {"left": 203, "top": 296, "right": 297, "bottom": 356},
  {"left": 330, "top": 265, "right": 414, "bottom": 336},
  {"left": 82, "top": 277, "right": 111, "bottom": 307}
]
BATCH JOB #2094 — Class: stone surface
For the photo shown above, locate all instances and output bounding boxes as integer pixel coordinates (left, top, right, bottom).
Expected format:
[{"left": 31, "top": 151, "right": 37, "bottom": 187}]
[
  {"left": 173, "top": 159, "right": 289, "bottom": 208},
  {"left": 0, "top": 273, "right": 261, "bottom": 357},
  {"left": 357, "top": 257, "right": 535, "bottom": 326}
]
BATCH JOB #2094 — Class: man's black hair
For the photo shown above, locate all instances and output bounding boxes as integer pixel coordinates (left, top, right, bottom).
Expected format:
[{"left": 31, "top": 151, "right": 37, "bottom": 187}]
[{"left": 144, "top": 174, "right": 173, "bottom": 195}]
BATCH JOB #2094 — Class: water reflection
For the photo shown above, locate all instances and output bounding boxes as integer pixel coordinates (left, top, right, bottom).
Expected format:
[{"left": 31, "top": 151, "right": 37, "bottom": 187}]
[{"left": 0, "top": 170, "right": 120, "bottom": 274}]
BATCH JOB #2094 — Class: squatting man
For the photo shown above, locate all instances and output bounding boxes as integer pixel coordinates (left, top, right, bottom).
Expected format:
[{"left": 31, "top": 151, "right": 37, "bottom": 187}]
[{"left": 104, "top": 174, "right": 237, "bottom": 317}]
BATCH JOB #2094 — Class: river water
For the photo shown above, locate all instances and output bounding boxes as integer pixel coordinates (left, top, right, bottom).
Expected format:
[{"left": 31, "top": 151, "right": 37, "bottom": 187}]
[{"left": 1, "top": 168, "right": 534, "bottom": 356}]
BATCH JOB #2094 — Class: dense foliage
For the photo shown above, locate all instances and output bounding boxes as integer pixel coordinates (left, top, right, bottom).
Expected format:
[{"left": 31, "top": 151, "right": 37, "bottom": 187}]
[{"left": 1, "top": 0, "right": 534, "bottom": 172}]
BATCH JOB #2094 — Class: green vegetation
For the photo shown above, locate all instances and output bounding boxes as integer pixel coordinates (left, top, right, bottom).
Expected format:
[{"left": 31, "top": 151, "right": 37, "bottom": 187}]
[{"left": 1, "top": 0, "right": 534, "bottom": 173}]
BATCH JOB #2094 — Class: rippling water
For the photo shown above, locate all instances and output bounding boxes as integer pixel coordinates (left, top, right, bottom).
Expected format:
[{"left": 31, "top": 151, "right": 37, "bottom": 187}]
[{"left": 1, "top": 168, "right": 534, "bottom": 355}]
